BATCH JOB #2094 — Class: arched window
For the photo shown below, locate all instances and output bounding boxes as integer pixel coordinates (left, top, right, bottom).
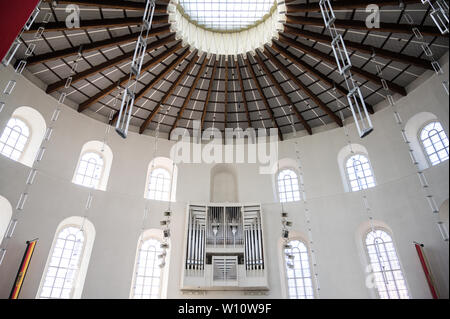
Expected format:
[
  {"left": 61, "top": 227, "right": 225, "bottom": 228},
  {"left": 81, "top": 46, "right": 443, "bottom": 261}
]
[
  {"left": 38, "top": 217, "right": 95, "bottom": 299},
  {"left": 74, "top": 152, "right": 104, "bottom": 189},
  {"left": 0, "top": 118, "right": 30, "bottom": 161},
  {"left": 0, "top": 195, "right": 13, "bottom": 242},
  {"left": 145, "top": 157, "right": 177, "bottom": 202},
  {"left": 365, "top": 229, "right": 409, "bottom": 299},
  {"left": 72, "top": 141, "right": 113, "bottom": 191},
  {"left": 131, "top": 238, "right": 163, "bottom": 299},
  {"left": 0, "top": 107, "right": 46, "bottom": 167},
  {"left": 346, "top": 154, "right": 375, "bottom": 192},
  {"left": 278, "top": 169, "right": 301, "bottom": 203},
  {"left": 420, "top": 121, "right": 449, "bottom": 166},
  {"left": 39, "top": 226, "right": 84, "bottom": 299},
  {"left": 148, "top": 168, "right": 171, "bottom": 201},
  {"left": 285, "top": 240, "right": 314, "bottom": 299}
]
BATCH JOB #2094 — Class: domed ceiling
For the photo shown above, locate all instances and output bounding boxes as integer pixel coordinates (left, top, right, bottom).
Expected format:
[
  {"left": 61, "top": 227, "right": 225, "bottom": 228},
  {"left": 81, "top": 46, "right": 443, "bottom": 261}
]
[{"left": 15, "top": 0, "right": 449, "bottom": 139}]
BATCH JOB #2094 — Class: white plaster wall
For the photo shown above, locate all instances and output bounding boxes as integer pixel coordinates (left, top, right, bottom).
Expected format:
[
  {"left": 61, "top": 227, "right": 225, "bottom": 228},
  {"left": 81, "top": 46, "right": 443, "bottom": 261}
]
[{"left": 0, "top": 58, "right": 448, "bottom": 299}]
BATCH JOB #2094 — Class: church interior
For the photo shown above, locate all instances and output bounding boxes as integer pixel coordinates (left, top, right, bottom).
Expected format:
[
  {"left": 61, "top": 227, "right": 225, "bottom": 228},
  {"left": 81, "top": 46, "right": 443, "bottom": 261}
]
[{"left": 0, "top": 0, "right": 448, "bottom": 300}]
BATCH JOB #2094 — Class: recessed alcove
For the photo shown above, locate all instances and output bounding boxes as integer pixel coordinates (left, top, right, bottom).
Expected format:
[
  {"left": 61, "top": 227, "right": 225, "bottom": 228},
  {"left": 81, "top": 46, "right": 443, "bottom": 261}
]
[{"left": 0, "top": 0, "right": 448, "bottom": 301}]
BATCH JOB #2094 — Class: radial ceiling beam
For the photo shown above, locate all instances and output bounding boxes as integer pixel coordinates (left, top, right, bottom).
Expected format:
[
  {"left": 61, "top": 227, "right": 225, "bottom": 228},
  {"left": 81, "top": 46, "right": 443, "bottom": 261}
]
[
  {"left": 285, "top": 16, "right": 444, "bottom": 38},
  {"left": 201, "top": 59, "right": 218, "bottom": 131},
  {"left": 133, "top": 49, "right": 192, "bottom": 104},
  {"left": 78, "top": 42, "right": 184, "bottom": 112},
  {"left": 269, "top": 43, "right": 374, "bottom": 114},
  {"left": 277, "top": 36, "right": 407, "bottom": 96},
  {"left": 140, "top": 51, "right": 199, "bottom": 134},
  {"left": 254, "top": 49, "right": 313, "bottom": 135},
  {"left": 104, "top": 48, "right": 190, "bottom": 128},
  {"left": 224, "top": 57, "right": 229, "bottom": 129},
  {"left": 285, "top": 0, "right": 422, "bottom": 12},
  {"left": 283, "top": 25, "right": 433, "bottom": 70},
  {"left": 244, "top": 53, "right": 284, "bottom": 141},
  {"left": 47, "top": 34, "right": 177, "bottom": 94},
  {"left": 269, "top": 42, "right": 347, "bottom": 96},
  {"left": 169, "top": 54, "right": 209, "bottom": 137},
  {"left": 235, "top": 56, "right": 252, "bottom": 129},
  {"left": 26, "top": 24, "right": 171, "bottom": 66},
  {"left": 43, "top": 0, "right": 168, "bottom": 12},
  {"left": 264, "top": 48, "right": 344, "bottom": 127},
  {"left": 25, "top": 16, "right": 169, "bottom": 33}
]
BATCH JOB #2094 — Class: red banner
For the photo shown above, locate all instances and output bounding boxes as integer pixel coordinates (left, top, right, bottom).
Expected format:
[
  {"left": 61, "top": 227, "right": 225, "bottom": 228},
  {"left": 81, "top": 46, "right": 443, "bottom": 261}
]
[
  {"left": 415, "top": 242, "right": 439, "bottom": 299},
  {"left": 0, "top": 0, "right": 40, "bottom": 63}
]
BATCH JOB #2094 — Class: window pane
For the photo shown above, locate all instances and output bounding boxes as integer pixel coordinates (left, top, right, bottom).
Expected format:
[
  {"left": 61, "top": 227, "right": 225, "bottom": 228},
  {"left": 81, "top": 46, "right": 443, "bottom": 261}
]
[
  {"left": 278, "top": 169, "right": 301, "bottom": 203},
  {"left": 179, "top": 0, "right": 275, "bottom": 31},
  {"left": 0, "top": 118, "right": 30, "bottom": 161},
  {"left": 421, "top": 122, "right": 449, "bottom": 166},
  {"left": 40, "top": 227, "right": 84, "bottom": 299},
  {"left": 365, "top": 230, "right": 410, "bottom": 299},
  {"left": 74, "top": 152, "right": 104, "bottom": 189},
  {"left": 285, "top": 240, "right": 314, "bottom": 299},
  {"left": 132, "top": 239, "right": 163, "bottom": 299},
  {"left": 346, "top": 154, "right": 376, "bottom": 192},
  {"left": 148, "top": 168, "right": 171, "bottom": 201}
]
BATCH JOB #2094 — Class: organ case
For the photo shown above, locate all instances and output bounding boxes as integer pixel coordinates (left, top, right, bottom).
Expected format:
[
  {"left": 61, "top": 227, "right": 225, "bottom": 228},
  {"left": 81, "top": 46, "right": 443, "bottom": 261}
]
[{"left": 181, "top": 204, "right": 268, "bottom": 291}]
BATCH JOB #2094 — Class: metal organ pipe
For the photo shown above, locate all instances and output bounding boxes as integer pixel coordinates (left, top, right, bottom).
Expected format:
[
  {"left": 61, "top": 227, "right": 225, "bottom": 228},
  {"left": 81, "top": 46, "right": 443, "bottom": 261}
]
[
  {"left": 194, "top": 218, "right": 198, "bottom": 270},
  {"left": 251, "top": 224, "right": 256, "bottom": 270},
  {"left": 187, "top": 214, "right": 193, "bottom": 269}
]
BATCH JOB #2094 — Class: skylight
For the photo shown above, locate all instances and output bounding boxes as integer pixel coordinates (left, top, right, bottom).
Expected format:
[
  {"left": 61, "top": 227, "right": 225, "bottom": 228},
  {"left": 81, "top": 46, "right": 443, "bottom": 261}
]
[{"left": 179, "top": 0, "right": 276, "bottom": 32}]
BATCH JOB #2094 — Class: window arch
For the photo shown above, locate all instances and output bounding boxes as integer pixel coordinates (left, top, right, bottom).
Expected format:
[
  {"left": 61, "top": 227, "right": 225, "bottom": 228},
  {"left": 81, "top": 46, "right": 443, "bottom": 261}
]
[
  {"left": 131, "top": 232, "right": 166, "bottom": 299},
  {"left": 0, "top": 118, "right": 30, "bottom": 161},
  {"left": 346, "top": 154, "right": 376, "bottom": 192},
  {"left": 420, "top": 121, "right": 449, "bottom": 166},
  {"left": 38, "top": 216, "right": 95, "bottom": 299},
  {"left": 284, "top": 239, "right": 314, "bottom": 299},
  {"left": 278, "top": 169, "right": 301, "bottom": 203},
  {"left": 72, "top": 141, "right": 113, "bottom": 191},
  {"left": 145, "top": 157, "right": 177, "bottom": 202},
  {"left": 364, "top": 229, "right": 409, "bottom": 299},
  {"left": 0, "top": 107, "right": 46, "bottom": 167}
]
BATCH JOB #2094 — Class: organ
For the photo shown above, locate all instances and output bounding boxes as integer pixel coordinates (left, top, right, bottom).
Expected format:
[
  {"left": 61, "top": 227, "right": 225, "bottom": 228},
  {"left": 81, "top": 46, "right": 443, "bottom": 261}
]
[{"left": 181, "top": 204, "right": 268, "bottom": 291}]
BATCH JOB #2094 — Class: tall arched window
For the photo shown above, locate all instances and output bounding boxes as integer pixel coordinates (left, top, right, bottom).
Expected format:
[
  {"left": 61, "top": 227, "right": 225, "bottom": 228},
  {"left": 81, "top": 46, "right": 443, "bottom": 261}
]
[
  {"left": 72, "top": 141, "right": 113, "bottom": 191},
  {"left": 0, "top": 195, "right": 13, "bottom": 243},
  {"left": 40, "top": 226, "right": 84, "bottom": 299},
  {"left": 74, "top": 152, "right": 104, "bottom": 189},
  {"left": 38, "top": 217, "right": 95, "bottom": 299},
  {"left": 148, "top": 168, "right": 171, "bottom": 201},
  {"left": 0, "top": 107, "right": 46, "bottom": 167},
  {"left": 420, "top": 121, "right": 449, "bottom": 166},
  {"left": 278, "top": 169, "right": 301, "bottom": 203},
  {"left": 285, "top": 240, "right": 314, "bottom": 299},
  {"left": 365, "top": 229, "right": 409, "bottom": 299},
  {"left": 131, "top": 238, "right": 163, "bottom": 299},
  {"left": 145, "top": 157, "right": 177, "bottom": 202},
  {"left": 346, "top": 154, "right": 375, "bottom": 192},
  {"left": 0, "top": 118, "right": 30, "bottom": 161}
]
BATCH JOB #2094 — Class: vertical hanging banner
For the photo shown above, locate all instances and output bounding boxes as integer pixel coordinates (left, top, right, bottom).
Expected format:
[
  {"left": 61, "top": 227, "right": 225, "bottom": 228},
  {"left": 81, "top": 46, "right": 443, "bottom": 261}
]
[
  {"left": 414, "top": 242, "right": 439, "bottom": 299},
  {"left": 0, "top": 0, "right": 40, "bottom": 63},
  {"left": 9, "top": 239, "right": 38, "bottom": 299}
]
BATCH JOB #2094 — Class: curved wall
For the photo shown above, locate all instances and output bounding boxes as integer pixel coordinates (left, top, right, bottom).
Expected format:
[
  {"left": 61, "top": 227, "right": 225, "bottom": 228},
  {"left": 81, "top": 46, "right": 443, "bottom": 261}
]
[{"left": 0, "top": 58, "right": 448, "bottom": 299}]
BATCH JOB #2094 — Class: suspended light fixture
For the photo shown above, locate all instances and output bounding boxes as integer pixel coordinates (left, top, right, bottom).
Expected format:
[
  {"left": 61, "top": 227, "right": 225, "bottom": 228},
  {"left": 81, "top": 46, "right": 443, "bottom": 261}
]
[
  {"left": 421, "top": 0, "right": 449, "bottom": 34},
  {"left": 319, "top": 0, "right": 373, "bottom": 138},
  {"left": 437, "top": 222, "right": 449, "bottom": 241},
  {"left": 115, "top": 0, "right": 156, "bottom": 138}
]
